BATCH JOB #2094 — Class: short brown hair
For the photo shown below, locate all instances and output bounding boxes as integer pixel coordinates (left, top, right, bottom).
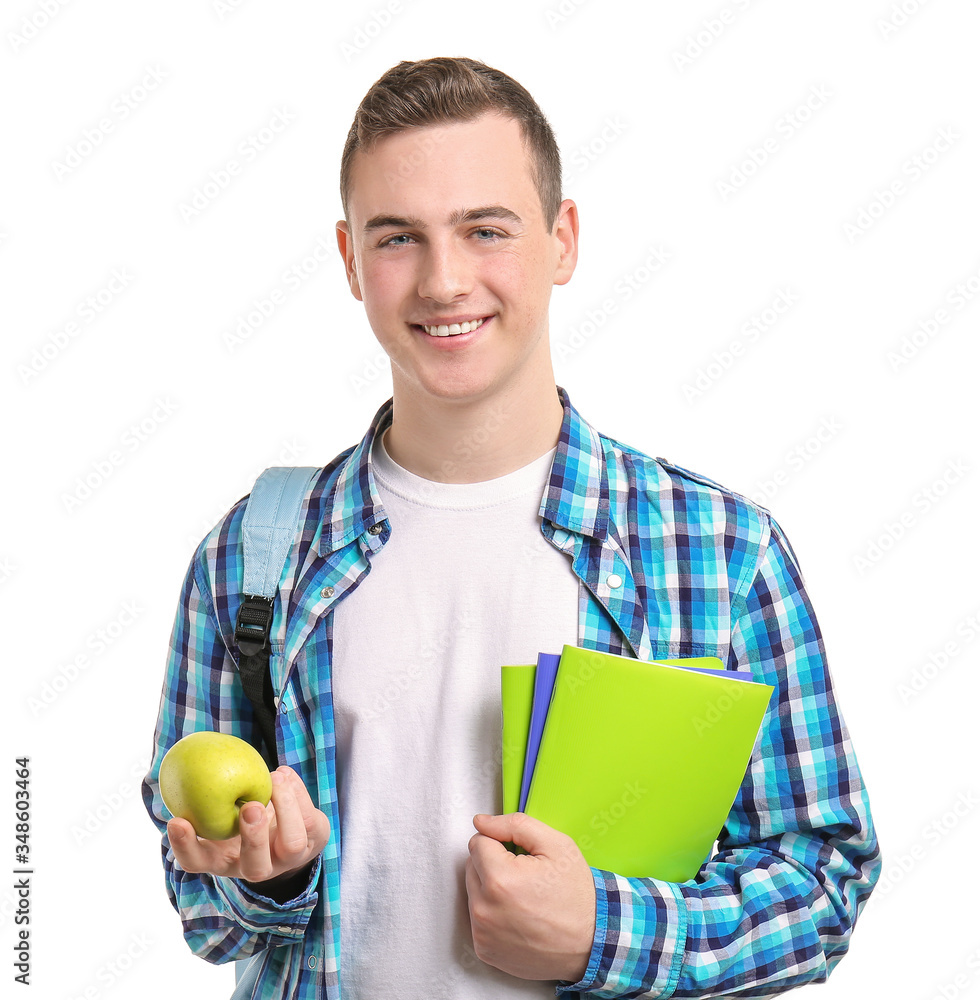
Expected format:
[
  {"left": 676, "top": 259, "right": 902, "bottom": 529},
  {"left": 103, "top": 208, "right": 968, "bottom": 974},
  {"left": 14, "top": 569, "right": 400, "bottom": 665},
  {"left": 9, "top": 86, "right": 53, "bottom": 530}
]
[{"left": 340, "top": 56, "right": 563, "bottom": 232}]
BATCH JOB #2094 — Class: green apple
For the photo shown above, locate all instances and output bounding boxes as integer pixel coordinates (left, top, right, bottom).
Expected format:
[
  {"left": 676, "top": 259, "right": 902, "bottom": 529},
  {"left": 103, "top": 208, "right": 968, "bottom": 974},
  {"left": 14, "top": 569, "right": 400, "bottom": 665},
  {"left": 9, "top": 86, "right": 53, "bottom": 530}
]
[{"left": 160, "top": 731, "right": 272, "bottom": 841}]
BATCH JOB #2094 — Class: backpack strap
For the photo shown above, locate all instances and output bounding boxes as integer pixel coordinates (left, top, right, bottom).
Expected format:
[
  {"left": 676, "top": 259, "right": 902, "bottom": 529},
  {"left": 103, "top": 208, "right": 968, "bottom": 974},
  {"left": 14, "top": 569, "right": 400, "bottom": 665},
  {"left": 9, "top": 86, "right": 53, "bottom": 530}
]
[{"left": 233, "top": 466, "right": 319, "bottom": 767}]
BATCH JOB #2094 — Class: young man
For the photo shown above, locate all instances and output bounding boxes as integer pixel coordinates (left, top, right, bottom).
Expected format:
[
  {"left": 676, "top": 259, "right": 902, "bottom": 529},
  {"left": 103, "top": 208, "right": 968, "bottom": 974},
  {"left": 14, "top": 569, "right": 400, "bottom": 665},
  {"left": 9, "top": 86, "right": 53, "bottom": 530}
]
[{"left": 143, "top": 57, "right": 880, "bottom": 999}]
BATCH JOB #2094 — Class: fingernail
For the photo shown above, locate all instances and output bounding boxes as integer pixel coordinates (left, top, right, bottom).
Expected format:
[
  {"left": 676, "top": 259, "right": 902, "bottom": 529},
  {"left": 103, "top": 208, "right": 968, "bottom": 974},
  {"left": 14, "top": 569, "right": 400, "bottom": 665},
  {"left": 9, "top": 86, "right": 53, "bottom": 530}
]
[{"left": 242, "top": 804, "right": 263, "bottom": 824}]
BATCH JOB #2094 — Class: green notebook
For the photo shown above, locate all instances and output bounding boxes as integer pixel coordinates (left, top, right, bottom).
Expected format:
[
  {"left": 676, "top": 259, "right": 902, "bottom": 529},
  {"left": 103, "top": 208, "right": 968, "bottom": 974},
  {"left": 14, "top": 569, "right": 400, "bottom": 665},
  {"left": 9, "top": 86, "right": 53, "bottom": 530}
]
[
  {"left": 501, "top": 644, "right": 774, "bottom": 881},
  {"left": 501, "top": 663, "right": 537, "bottom": 817}
]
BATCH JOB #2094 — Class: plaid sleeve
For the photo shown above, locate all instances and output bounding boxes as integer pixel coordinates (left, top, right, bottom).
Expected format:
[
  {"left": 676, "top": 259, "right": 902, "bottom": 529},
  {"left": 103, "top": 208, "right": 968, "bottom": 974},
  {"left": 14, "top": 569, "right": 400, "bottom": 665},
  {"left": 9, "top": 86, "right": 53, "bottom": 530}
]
[
  {"left": 557, "top": 516, "right": 880, "bottom": 998},
  {"left": 140, "top": 538, "right": 320, "bottom": 965}
]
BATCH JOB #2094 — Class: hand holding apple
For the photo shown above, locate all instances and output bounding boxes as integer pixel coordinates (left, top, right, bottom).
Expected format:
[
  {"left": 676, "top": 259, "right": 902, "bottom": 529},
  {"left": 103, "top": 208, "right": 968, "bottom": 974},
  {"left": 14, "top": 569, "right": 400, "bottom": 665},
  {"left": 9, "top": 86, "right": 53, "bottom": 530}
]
[
  {"left": 161, "top": 733, "right": 330, "bottom": 888},
  {"left": 160, "top": 731, "right": 272, "bottom": 840}
]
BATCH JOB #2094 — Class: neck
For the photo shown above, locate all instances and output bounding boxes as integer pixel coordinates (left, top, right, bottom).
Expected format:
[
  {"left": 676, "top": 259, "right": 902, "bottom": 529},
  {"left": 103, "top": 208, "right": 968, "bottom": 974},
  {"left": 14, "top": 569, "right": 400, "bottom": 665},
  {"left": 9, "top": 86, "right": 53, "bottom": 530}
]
[{"left": 383, "top": 374, "right": 564, "bottom": 484}]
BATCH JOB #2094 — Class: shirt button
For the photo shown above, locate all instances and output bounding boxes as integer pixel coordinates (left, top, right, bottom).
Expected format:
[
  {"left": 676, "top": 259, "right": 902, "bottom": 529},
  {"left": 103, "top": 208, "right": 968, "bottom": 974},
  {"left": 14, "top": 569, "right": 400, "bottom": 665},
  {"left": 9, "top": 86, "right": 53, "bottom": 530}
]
[
  {"left": 320, "top": 586, "right": 334, "bottom": 599},
  {"left": 607, "top": 573, "right": 623, "bottom": 589},
  {"left": 367, "top": 523, "right": 384, "bottom": 535},
  {"left": 307, "top": 955, "right": 317, "bottom": 970}
]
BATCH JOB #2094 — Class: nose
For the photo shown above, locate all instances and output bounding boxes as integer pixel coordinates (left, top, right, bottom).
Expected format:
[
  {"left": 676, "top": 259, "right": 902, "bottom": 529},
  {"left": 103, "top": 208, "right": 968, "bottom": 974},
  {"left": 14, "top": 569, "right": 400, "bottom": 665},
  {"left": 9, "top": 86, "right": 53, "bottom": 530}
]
[{"left": 416, "top": 237, "right": 474, "bottom": 303}]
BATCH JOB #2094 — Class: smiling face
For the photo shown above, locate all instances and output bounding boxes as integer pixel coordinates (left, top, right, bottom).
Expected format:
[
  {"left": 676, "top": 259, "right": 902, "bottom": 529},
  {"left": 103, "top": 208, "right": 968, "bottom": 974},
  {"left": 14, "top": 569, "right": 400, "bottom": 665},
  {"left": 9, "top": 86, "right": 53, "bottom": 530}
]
[{"left": 336, "top": 112, "right": 577, "bottom": 409}]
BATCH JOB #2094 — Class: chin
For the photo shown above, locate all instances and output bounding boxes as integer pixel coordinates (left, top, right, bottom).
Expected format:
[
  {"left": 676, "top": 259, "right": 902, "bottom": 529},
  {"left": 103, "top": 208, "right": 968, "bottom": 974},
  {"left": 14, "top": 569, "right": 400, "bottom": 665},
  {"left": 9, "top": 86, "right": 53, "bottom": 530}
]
[{"left": 411, "top": 372, "right": 499, "bottom": 404}]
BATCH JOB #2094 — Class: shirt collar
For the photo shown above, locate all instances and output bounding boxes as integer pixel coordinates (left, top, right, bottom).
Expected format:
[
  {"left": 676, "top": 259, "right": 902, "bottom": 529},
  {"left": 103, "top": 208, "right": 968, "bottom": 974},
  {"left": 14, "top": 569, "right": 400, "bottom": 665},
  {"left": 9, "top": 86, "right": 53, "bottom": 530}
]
[{"left": 317, "top": 385, "right": 609, "bottom": 556}]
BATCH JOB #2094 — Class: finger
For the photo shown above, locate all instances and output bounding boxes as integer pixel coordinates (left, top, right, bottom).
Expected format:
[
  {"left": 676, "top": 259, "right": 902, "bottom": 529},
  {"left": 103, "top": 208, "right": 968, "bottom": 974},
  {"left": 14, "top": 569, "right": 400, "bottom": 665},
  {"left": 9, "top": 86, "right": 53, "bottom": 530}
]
[
  {"left": 276, "top": 766, "right": 331, "bottom": 848},
  {"left": 278, "top": 767, "right": 318, "bottom": 822},
  {"left": 464, "top": 853, "right": 483, "bottom": 901},
  {"left": 466, "top": 831, "right": 506, "bottom": 887},
  {"left": 168, "top": 818, "right": 237, "bottom": 876},
  {"left": 276, "top": 766, "right": 310, "bottom": 814},
  {"left": 168, "top": 817, "right": 203, "bottom": 870},
  {"left": 484, "top": 811, "right": 558, "bottom": 857},
  {"left": 236, "top": 800, "right": 274, "bottom": 882},
  {"left": 269, "top": 771, "right": 309, "bottom": 861}
]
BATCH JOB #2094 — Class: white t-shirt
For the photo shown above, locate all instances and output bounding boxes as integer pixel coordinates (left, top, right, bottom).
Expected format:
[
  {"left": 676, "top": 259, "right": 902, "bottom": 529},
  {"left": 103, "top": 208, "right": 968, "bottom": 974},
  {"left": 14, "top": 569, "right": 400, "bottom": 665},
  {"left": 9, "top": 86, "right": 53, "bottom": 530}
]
[{"left": 330, "top": 429, "right": 582, "bottom": 998}]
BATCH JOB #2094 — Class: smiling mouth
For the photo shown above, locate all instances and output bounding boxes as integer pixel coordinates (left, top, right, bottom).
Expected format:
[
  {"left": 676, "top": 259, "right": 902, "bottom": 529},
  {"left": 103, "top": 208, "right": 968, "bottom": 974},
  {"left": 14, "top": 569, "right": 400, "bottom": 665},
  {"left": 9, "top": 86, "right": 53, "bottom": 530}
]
[{"left": 413, "top": 316, "right": 492, "bottom": 337}]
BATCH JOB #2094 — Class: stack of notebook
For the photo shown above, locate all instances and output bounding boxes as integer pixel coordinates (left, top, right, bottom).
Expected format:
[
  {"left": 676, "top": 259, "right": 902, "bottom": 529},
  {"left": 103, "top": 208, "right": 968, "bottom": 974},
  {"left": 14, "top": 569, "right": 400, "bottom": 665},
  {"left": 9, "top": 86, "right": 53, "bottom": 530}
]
[{"left": 500, "top": 644, "right": 774, "bottom": 881}]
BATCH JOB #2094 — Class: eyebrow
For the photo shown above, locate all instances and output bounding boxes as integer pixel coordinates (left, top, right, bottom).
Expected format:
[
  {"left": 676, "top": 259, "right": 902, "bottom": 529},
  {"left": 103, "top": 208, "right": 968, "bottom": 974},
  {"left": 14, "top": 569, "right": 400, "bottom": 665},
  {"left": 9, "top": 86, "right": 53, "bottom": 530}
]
[{"left": 362, "top": 205, "right": 523, "bottom": 233}]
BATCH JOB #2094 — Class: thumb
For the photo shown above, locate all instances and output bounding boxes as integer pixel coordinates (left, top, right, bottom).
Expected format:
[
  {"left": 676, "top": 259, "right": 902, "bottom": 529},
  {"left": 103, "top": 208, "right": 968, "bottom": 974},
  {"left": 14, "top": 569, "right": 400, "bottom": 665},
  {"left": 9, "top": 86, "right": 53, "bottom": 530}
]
[{"left": 473, "top": 812, "right": 557, "bottom": 854}]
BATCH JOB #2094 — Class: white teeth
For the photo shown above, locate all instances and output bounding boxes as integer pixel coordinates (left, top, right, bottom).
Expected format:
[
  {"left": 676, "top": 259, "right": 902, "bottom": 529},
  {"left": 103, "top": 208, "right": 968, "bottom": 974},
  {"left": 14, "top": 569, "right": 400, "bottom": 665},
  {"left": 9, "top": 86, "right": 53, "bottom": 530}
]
[{"left": 422, "top": 317, "right": 486, "bottom": 336}]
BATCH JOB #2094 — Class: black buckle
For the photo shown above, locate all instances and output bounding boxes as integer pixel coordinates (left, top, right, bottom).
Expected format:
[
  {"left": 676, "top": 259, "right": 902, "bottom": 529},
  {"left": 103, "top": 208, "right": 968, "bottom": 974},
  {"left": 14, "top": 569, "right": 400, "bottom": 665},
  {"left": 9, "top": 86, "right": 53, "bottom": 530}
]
[{"left": 235, "top": 595, "right": 274, "bottom": 656}]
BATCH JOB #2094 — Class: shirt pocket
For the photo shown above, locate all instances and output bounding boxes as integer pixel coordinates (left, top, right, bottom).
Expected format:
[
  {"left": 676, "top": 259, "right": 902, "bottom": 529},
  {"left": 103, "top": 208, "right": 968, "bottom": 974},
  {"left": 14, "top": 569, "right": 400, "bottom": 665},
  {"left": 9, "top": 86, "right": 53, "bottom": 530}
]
[{"left": 648, "top": 637, "right": 732, "bottom": 668}]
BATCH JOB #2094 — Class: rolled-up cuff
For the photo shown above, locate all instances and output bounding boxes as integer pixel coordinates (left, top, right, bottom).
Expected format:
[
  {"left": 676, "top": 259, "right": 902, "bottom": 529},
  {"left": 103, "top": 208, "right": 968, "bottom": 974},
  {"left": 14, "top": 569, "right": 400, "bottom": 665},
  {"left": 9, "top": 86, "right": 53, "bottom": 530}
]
[
  {"left": 212, "top": 855, "right": 322, "bottom": 941},
  {"left": 556, "top": 867, "right": 686, "bottom": 998}
]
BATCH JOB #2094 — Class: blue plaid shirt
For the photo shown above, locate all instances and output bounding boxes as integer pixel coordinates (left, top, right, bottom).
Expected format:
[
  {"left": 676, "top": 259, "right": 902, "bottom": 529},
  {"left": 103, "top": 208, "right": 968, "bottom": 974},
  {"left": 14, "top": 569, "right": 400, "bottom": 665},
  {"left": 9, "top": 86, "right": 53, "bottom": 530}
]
[{"left": 142, "top": 385, "right": 879, "bottom": 999}]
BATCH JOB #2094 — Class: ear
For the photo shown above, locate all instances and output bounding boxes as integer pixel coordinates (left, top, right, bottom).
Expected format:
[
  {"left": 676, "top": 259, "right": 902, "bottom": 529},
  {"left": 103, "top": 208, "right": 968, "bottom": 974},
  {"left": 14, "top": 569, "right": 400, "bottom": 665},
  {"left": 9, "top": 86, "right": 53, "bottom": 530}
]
[
  {"left": 335, "top": 220, "right": 363, "bottom": 301},
  {"left": 553, "top": 198, "right": 579, "bottom": 287}
]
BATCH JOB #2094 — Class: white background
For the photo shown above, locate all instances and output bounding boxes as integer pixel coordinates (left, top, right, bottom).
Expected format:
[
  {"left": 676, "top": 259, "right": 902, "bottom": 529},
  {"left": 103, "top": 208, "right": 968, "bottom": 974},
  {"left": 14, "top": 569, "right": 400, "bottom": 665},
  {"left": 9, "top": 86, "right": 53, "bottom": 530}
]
[{"left": 3, "top": 0, "right": 978, "bottom": 997}]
